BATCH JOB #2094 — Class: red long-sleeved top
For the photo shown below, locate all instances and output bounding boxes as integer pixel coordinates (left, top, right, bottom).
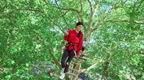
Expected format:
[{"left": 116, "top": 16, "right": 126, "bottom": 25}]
[{"left": 64, "top": 29, "right": 83, "bottom": 55}]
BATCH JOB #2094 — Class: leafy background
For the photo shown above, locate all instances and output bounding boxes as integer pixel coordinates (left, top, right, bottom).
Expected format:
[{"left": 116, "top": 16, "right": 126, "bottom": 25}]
[{"left": 0, "top": 0, "right": 144, "bottom": 80}]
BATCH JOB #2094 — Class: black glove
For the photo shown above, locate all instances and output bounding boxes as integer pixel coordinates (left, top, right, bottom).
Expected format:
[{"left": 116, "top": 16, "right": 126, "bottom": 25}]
[{"left": 82, "top": 46, "right": 85, "bottom": 51}]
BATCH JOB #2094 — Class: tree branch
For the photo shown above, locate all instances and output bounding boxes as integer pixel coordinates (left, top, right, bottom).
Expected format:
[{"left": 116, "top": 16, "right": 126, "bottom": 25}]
[
  {"left": 79, "top": 0, "right": 83, "bottom": 22},
  {"left": 87, "top": 0, "right": 93, "bottom": 18},
  {"left": 92, "top": 1, "right": 125, "bottom": 33},
  {"left": 15, "top": 8, "right": 44, "bottom": 13},
  {"left": 105, "top": 19, "right": 144, "bottom": 24},
  {"left": 92, "top": 19, "right": 144, "bottom": 32},
  {"left": 54, "top": 0, "right": 80, "bottom": 13},
  {"left": 86, "top": 0, "right": 100, "bottom": 41},
  {"left": 82, "top": 59, "right": 104, "bottom": 72}
]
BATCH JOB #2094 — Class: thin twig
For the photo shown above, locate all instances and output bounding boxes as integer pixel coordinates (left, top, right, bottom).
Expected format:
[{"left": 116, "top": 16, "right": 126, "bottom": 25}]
[{"left": 54, "top": 0, "right": 80, "bottom": 13}]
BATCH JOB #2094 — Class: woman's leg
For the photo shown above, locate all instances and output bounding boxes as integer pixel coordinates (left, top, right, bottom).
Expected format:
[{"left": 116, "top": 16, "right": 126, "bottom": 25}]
[
  {"left": 64, "top": 50, "right": 75, "bottom": 73},
  {"left": 61, "top": 49, "right": 69, "bottom": 72}
]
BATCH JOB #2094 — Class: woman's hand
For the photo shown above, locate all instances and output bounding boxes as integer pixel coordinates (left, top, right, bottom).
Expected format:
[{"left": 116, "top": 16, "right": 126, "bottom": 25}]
[{"left": 64, "top": 30, "right": 68, "bottom": 36}]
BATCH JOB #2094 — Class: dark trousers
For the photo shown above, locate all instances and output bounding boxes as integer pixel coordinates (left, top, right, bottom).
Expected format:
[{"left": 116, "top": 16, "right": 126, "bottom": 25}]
[{"left": 61, "top": 49, "right": 75, "bottom": 73}]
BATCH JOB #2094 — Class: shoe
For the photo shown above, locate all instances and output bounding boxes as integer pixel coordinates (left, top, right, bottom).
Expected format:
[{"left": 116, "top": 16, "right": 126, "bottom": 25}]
[
  {"left": 60, "top": 68, "right": 65, "bottom": 79},
  {"left": 60, "top": 72, "right": 65, "bottom": 79}
]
